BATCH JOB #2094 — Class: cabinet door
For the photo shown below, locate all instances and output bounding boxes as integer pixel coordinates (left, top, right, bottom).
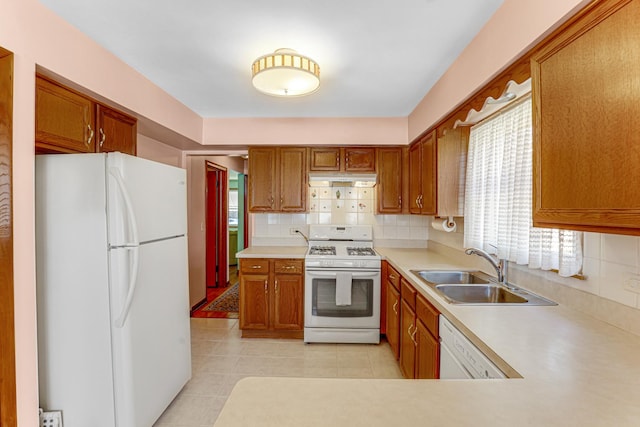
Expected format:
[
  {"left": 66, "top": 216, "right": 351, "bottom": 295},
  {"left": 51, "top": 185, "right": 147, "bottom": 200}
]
[
  {"left": 248, "top": 147, "right": 277, "bottom": 212},
  {"left": 35, "top": 76, "right": 95, "bottom": 153},
  {"left": 531, "top": 0, "right": 640, "bottom": 234},
  {"left": 376, "top": 147, "right": 403, "bottom": 213},
  {"left": 309, "top": 147, "right": 341, "bottom": 171},
  {"left": 345, "top": 147, "right": 375, "bottom": 172},
  {"left": 386, "top": 283, "right": 400, "bottom": 360},
  {"left": 416, "top": 321, "right": 439, "bottom": 379},
  {"left": 437, "top": 127, "right": 468, "bottom": 217},
  {"left": 279, "top": 147, "right": 307, "bottom": 212},
  {"left": 419, "top": 132, "right": 437, "bottom": 215},
  {"left": 408, "top": 141, "right": 422, "bottom": 214},
  {"left": 239, "top": 273, "right": 270, "bottom": 330},
  {"left": 399, "top": 299, "right": 416, "bottom": 379},
  {"left": 96, "top": 104, "right": 137, "bottom": 155},
  {"left": 273, "top": 273, "right": 304, "bottom": 330}
]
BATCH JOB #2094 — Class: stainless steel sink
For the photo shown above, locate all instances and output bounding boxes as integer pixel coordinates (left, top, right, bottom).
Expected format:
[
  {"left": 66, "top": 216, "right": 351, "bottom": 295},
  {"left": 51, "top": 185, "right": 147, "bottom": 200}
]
[
  {"left": 414, "top": 270, "right": 491, "bottom": 285},
  {"left": 436, "top": 284, "right": 528, "bottom": 304},
  {"left": 410, "top": 269, "right": 557, "bottom": 306}
]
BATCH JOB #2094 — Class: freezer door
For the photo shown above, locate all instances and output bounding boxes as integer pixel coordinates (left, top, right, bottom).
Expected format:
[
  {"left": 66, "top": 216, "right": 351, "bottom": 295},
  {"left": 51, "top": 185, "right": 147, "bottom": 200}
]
[
  {"left": 106, "top": 152, "right": 187, "bottom": 246},
  {"left": 109, "top": 236, "right": 191, "bottom": 427}
]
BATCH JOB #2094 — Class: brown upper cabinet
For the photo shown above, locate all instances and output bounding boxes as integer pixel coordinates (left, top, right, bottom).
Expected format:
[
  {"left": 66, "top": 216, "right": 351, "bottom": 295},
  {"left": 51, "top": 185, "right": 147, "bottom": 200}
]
[
  {"left": 35, "top": 75, "right": 136, "bottom": 155},
  {"left": 309, "top": 147, "right": 376, "bottom": 172},
  {"left": 248, "top": 146, "right": 307, "bottom": 213},
  {"left": 531, "top": 0, "right": 640, "bottom": 235},
  {"left": 408, "top": 132, "right": 437, "bottom": 215},
  {"left": 436, "top": 127, "right": 469, "bottom": 217},
  {"left": 96, "top": 105, "right": 137, "bottom": 154},
  {"left": 376, "top": 147, "right": 406, "bottom": 214}
]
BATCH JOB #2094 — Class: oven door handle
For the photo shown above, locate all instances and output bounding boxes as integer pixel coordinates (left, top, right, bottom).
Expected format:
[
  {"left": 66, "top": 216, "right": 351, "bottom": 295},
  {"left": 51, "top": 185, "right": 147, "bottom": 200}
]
[{"left": 305, "top": 271, "right": 379, "bottom": 279}]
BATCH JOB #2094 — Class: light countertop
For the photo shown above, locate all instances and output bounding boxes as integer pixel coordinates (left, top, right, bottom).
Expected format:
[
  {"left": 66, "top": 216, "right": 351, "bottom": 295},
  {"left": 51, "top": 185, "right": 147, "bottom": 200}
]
[
  {"left": 215, "top": 247, "right": 640, "bottom": 426},
  {"left": 235, "top": 246, "right": 307, "bottom": 259}
]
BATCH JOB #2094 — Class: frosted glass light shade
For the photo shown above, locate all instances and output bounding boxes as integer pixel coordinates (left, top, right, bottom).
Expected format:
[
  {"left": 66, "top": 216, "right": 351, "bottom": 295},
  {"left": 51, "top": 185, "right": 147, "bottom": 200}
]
[{"left": 251, "top": 48, "right": 320, "bottom": 97}]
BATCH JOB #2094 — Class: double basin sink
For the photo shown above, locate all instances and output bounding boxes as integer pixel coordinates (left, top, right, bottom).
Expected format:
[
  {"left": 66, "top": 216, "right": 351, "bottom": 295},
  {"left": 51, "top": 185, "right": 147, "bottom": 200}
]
[{"left": 410, "top": 270, "right": 556, "bottom": 306}]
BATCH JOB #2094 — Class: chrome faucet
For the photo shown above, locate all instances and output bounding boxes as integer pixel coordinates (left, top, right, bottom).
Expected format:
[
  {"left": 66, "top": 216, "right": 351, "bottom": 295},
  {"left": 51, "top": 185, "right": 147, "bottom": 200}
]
[{"left": 464, "top": 247, "right": 508, "bottom": 285}]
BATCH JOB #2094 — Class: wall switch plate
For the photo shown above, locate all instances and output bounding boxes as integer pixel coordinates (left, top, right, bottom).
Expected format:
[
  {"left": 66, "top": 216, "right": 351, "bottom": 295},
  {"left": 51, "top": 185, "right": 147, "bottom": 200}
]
[
  {"left": 40, "top": 410, "right": 63, "bottom": 427},
  {"left": 624, "top": 275, "right": 640, "bottom": 294}
]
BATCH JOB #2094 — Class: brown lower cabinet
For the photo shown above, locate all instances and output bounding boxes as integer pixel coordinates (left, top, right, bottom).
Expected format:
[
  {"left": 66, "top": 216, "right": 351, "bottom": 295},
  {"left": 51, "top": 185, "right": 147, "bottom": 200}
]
[
  {"left": 415, "top": 294, "right": 440, "bottom": 379},
  {"left": 386, "top": 268, "right": 440, "bottom": 379},
  {"left": 384, "top": 262, "right": 401, "bottom": 359},
  {"left": 239, "top": 258, "right": 304, "bottom": 338}
]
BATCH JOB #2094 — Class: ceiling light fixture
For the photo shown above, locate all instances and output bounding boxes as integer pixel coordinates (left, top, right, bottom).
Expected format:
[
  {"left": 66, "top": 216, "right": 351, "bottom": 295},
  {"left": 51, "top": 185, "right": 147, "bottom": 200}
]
[{"left": 251, "top": 48, "right": 320, "bottom": 97}]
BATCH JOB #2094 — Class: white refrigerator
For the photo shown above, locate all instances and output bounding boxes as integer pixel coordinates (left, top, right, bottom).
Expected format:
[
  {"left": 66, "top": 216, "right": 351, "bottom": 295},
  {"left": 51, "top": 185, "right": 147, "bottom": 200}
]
[{"left": 35, "top": 152, "right": 192, "bottom": 427}]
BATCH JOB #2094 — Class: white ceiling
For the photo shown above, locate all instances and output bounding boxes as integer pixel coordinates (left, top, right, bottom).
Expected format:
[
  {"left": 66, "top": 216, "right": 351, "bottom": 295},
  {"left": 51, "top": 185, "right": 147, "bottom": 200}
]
[{"left": 38, "top": 0, "right": 504, "bottom": 118}]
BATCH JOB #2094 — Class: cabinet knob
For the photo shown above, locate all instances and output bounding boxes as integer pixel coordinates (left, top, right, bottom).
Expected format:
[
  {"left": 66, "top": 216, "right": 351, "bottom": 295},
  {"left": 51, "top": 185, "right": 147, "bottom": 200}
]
[
  {"left": 251, "top": 265, "right": 262, "bottom": 269},
  {"left": 411, "top": 325, "right": 418, "bottom": 346},
  {"left": 398, "top": 196, "right": 402, "bottom": 207},
  {"left": 99, "top": 128, "right": 106, "bottom": 148},
  {"left": 86, "top": 124, "right": 94, "bottom": 147}
]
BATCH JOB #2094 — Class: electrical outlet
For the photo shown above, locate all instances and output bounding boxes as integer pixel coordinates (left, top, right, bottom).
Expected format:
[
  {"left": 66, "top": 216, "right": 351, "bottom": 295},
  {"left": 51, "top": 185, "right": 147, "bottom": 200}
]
[
  {"left": 40, "top": 410, "right": 63, "bottom": 427},
  {"left": 624, "top": 275, "right": 640, "bottom": 294},
  {"left": 290, "top": 227, "right": 299, "bottom": 235}
]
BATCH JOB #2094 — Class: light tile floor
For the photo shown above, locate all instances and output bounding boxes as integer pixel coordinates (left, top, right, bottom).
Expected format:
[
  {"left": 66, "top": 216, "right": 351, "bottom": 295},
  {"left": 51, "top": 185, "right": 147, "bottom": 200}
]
[{"left": 154, "top": 318, "right": 403, "bottom": 427}]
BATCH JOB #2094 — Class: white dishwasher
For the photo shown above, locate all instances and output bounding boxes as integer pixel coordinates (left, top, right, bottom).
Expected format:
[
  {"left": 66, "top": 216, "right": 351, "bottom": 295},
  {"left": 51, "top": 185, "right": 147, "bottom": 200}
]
[{"left": 439, "top": 316, "right": 506, "bottom": 379}]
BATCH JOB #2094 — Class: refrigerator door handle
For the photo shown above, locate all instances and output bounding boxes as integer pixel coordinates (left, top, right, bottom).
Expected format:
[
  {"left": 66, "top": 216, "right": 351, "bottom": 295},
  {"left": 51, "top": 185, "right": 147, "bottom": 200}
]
[
  {"left": 109, "top": 167, "right": 142, "bottom": 328},
  {"left": 115, "top": 246, "right": 140, "bottom": 328},
  {"left": 108, "top": 167, "right": 140, "bottom": 247}
]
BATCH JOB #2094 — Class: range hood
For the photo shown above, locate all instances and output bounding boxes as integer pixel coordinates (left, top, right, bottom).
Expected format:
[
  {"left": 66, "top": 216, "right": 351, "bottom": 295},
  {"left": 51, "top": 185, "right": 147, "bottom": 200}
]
[{"left": 308, "top": 172, "right": 377, "bottom": 188}]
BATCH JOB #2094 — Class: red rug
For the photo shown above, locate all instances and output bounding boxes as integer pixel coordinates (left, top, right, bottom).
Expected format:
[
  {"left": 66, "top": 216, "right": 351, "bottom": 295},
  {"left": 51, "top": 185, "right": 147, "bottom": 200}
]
[{"left": 191, "top": 283, "right": 239, "bottom": 319}]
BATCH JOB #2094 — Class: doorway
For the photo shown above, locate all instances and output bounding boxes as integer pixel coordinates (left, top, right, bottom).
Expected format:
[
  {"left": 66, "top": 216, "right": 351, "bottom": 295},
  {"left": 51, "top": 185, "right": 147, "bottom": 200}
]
[
  {"left": 0, "top": 47, "right": 17, "bottom": 427},
  {"left": 206, "top": 163, "right": 228, "bottom": 288}
]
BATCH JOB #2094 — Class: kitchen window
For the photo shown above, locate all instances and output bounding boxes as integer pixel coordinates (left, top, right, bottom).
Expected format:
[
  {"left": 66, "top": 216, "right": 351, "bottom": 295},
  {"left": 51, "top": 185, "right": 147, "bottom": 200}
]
[{"left": 463, "top": 96, "right": 582, "bottom": 277}]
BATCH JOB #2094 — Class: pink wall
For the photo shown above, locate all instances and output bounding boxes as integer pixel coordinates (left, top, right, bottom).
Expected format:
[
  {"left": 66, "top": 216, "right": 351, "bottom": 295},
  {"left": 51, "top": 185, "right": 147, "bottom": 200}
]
[
  {"left": 408, "top": 0, "right": 591, "bottom": 141},
  {"left": 203, "top": 117, "right": 408, "bottom": 146},
  {"left": 1, "top": 0, "right": 595, "bottom": 425},
  {"left": 1, "top": 1, "right": 203, "bottom": 425}
]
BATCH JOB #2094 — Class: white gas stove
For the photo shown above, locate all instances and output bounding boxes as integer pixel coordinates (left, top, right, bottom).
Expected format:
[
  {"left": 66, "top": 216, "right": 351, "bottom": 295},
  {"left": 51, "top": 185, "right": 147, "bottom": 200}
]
[
  {"left": 305, "top": 225, "right": 381, "bottom": 269},
  {"left": 304, "top": 225, "right": 381, "bottom": 344}
]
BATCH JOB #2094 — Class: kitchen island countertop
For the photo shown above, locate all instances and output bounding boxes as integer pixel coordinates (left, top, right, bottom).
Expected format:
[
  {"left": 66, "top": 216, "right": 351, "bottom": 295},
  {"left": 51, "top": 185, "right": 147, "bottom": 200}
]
[{"left": 215, "top": 247, "right": 640, "bottom": 426}]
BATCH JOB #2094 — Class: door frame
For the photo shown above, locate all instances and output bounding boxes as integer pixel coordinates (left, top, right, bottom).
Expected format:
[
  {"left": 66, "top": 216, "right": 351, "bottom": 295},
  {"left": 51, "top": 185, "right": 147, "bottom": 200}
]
[
  {"left": 205, "top": 162, "right": 228, "bottom": 288},
  {"left": 0, "top": 47, "right": 17, "bottom": 427}
]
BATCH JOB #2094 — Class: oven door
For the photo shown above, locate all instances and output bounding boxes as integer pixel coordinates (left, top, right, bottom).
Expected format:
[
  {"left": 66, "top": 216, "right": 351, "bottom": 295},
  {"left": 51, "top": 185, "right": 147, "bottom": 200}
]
[{"left": 304, "top": 269, "right": 380, "bottom": 328}]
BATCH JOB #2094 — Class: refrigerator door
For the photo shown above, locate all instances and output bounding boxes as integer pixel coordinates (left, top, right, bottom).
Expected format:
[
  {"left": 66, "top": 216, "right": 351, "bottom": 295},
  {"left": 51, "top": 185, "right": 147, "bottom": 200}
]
[
  {"left": 109, "top": 236, "right": 191, "bottom": 427},
  {"left": 35, "top": 154, "right": 118, "bottom": 426},
  {"left": 106, "top": 152, "right": 187, "bottom": 246}
]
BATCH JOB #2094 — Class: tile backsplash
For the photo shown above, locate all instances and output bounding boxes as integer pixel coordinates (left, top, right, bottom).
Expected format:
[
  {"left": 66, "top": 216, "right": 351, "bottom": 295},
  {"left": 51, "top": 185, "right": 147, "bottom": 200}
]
[{"left": 250, "top": 186, "right": 429, "bottom": 247}]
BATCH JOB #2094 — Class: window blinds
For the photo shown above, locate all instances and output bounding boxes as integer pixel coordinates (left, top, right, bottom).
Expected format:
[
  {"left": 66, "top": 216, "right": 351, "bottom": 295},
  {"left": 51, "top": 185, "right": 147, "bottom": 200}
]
[{"left": 463, "top": 96, "right": 583, "bottom": 277}]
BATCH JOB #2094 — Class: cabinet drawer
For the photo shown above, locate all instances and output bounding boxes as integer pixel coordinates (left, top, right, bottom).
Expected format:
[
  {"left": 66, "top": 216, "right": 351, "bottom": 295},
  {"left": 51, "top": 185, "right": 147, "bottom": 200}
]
[
  {"left": 387, "top": 264, "right": 401, "bottom": 291},
  {"left": 400, "top": 278, "right": 416, "bottom": 310},
  {"left": 240, "top": 259, "right": 270, "bottom": 273},
  {"left": 274, "top": 259, "right": 304, "bottom": 274},
  {"left": 416, "top": 294, "right": 439, "bottom": 338}
]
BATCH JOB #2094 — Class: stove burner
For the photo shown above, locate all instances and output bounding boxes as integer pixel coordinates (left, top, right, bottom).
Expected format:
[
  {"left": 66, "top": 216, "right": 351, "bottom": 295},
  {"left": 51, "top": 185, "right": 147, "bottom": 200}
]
[
  {"left": 309, "top": 246, "right": 336, "bottom": 256},
  {"left": 347, "top": 247, "right": 377, "bottom": 256}
]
